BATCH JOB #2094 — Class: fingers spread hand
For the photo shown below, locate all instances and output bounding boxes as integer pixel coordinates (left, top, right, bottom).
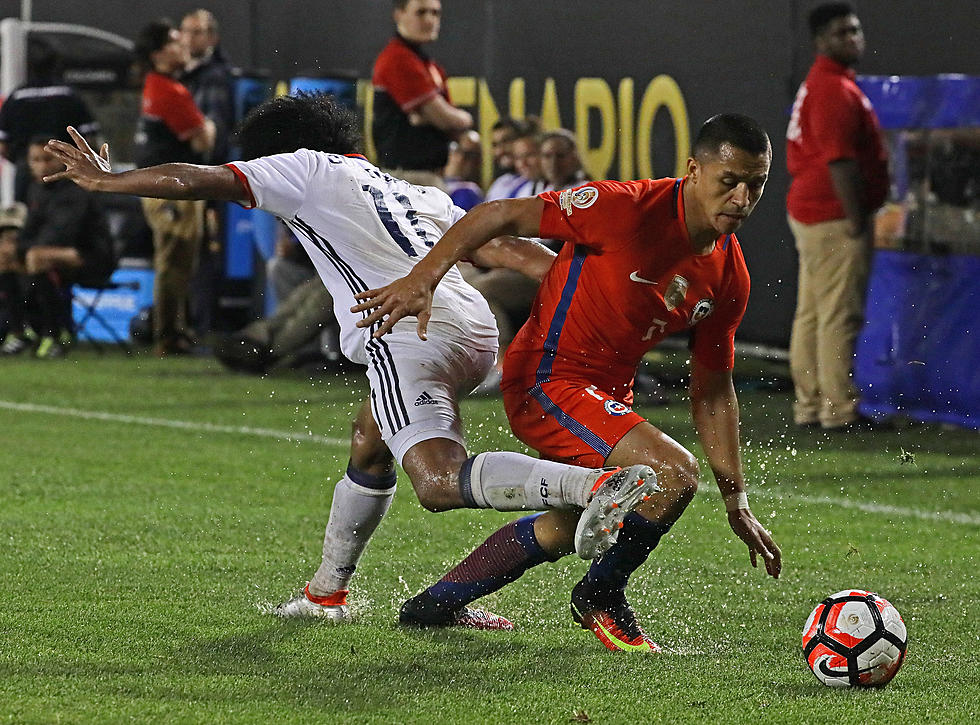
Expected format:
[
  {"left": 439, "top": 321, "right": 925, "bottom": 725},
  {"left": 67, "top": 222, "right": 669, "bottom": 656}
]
[{"left": 67, "top": 126, "right": 95, "bottom": 155}]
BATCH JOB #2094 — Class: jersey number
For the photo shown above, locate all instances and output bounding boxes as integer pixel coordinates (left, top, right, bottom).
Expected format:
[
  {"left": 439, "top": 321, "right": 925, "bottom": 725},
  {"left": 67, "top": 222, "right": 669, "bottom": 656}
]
[{"left": 363, "top": 184, "right": 431, "bottom": 257}]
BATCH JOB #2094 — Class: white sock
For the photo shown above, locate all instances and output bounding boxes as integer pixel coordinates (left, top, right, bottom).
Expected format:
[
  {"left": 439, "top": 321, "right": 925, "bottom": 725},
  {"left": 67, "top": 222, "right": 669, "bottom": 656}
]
[
  {"left": 460, "top": 451, "right": 596, "bottom": 511},
  {"left": 309, "top": 470, "right": 395, "bottom": 595}
]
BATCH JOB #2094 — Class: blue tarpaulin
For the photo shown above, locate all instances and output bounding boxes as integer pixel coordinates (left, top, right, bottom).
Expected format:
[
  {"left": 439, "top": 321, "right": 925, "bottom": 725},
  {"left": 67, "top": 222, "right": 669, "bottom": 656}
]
[
  {"left": 856, "top": 251, "right": 980, "bottom": 430},
  {"left": 852, "top": 75, "right": 979, "bottom": 429},
  {"left": 857, "top": 74, "right": 980, "bottom": 130}
]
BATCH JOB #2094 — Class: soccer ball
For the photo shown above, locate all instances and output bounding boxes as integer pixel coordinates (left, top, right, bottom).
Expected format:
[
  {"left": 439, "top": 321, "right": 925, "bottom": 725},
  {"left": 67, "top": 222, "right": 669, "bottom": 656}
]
[{"left": 802, "top": 589, "right": 907, "bottom": 688}]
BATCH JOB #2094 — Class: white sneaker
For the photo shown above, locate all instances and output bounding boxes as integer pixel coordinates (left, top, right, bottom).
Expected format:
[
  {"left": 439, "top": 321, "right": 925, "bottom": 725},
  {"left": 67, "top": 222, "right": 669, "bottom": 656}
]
[
  {"left": 575, "top": 465, "right": 659, "bottom": 560},
  {"left": 274, "top": 584, "right": 351, "bottom": 621}
]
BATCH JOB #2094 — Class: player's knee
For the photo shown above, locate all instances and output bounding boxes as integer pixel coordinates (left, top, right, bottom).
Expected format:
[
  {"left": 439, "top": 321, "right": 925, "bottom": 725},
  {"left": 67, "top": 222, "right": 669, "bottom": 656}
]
[
  {"left": 661, "top": 450, "right": 700, "bottom": 504},
  {"left": 349, "top": 420, "right": 392, "bottom": 475},
  {"left": 412, "top": 474, "right": 456, "bottom": 512}
]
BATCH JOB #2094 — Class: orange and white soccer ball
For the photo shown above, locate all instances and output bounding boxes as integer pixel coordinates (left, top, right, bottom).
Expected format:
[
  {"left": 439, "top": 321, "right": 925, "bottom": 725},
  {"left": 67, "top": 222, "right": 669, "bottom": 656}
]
[{"left": 802, "top": 589, "right": 907, "bottom": 687}]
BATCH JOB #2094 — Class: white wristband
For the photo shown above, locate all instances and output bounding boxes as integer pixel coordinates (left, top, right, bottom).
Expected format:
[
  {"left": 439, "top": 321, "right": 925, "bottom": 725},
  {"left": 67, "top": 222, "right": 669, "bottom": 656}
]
[{"left": 724, "top": 491, "right": 749, "bottom": 512}]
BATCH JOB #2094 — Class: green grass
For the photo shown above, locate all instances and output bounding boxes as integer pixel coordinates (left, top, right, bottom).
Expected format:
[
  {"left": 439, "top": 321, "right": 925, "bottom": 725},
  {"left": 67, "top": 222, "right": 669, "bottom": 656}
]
[{"left": 0, "top": 349, "right": 977, "bottom": 724}]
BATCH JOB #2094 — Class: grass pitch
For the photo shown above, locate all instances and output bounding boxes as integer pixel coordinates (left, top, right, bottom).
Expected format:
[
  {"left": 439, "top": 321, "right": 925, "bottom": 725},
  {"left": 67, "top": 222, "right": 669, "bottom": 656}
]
[{"left": 0, "top": 349, "right": 977, "bottom": 724}]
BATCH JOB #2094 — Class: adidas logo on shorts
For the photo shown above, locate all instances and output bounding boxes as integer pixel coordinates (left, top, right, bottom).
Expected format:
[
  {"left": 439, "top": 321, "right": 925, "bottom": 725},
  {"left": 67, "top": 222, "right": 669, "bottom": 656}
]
[{"left": 414, "top": 391, "right": 437, "bottom": 406}]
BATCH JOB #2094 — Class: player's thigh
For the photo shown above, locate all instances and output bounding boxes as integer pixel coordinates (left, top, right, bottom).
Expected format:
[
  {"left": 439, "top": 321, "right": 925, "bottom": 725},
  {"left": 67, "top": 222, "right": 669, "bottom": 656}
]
[
  {"left": 365, "top": 331, "right": 494, "bottom": 466},
  {"left": 502, "top": 378, "right": 646, "bottom": 469},
  {"left": 606, "top": 421, "right": 700, "bottom": 522}
]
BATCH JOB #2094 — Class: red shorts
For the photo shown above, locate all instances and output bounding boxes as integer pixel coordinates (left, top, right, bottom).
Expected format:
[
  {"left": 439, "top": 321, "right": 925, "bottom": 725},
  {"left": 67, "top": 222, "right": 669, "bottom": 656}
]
[{"left": 501, "top": 377, "right": 646, "bottom": 468}]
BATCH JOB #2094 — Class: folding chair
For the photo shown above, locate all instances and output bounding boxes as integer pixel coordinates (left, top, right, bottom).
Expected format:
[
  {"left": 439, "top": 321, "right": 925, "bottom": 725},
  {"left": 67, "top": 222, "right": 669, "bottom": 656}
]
[{"left": 73, "top": 279, "right": 139, "bottom": 353}]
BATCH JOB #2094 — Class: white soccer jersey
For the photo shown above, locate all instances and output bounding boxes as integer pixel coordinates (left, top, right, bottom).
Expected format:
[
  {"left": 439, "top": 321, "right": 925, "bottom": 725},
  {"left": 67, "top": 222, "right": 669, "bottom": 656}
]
[{"left": 228, "top": 150, "right": 498, "bottom": 366}]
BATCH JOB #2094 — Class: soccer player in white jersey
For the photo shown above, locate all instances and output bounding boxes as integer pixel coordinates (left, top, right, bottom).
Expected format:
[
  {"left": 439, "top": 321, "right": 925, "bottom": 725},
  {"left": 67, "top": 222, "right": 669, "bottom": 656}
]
[{"left": 45, "top": 94, "right": 658, "bottom": 628}]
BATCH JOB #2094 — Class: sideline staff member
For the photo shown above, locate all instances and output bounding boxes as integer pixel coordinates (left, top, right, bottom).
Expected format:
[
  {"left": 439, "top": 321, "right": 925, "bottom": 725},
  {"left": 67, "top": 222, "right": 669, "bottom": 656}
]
[
  {"left": 372, "top": 0, "right": 473, "bottom": 187},
  {"left": 786, "top": 2, "right": 888, "bottom": 430}
]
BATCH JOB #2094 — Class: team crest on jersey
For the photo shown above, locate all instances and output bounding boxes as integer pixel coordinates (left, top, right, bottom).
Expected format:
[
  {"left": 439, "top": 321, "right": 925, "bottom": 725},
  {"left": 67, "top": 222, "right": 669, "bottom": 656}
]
[
  {"left": 604, "top": 400, "right": 632, "bottom": 416},
  {"left": 689, "top": 298, "right": 715, "bottom": 326},
  {"left": 559, "top": 185, "right": 598, "bottom": 215},
  {"left": 663, "top": 275, "right": 689, "bottom": 311}
]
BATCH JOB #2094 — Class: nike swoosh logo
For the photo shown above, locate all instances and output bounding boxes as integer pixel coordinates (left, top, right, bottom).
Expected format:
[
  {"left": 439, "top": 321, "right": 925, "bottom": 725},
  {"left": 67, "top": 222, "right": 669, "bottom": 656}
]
[{"left": 629, "top": 271, "right": 658, "bottom": 285}]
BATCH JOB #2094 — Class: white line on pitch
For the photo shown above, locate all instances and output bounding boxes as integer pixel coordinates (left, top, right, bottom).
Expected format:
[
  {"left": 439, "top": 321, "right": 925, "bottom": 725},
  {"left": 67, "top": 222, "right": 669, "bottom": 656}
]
[
  {"left": 0, "top": 400, "right": 348, "bottom": 447},
  {"left": 755, "top": 490, "right": 980, "bottom": 527},
  {"left": 5, "top": 399, "right": 977, "bottom": 527}
]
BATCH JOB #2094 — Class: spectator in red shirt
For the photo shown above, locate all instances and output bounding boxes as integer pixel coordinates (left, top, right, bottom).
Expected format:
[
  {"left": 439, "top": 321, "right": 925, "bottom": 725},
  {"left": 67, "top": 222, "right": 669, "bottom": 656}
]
[
  {"left": 786, "top": 3, "right": 888, "bottom": 429},
  {"left": 371, "top": 0, "right": 472, "bottom": 188},
  {"left": 133, "top": 19, "right": 215, "bottom": 356}
]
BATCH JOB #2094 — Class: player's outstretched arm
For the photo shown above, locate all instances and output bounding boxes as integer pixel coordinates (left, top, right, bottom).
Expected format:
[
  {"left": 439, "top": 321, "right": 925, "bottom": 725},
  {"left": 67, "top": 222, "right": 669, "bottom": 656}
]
[
  {"left": 690, "top": 359, "right": 782, "bottom": 579},
  {"left": 469, "top": 236, "right": 556, "bottom": 282},
  {"left": 352, "top": 197, "right": 544, "bottom": 340},
  {"left": 44, "top": 126, "right": 247, "bottom": 203}
]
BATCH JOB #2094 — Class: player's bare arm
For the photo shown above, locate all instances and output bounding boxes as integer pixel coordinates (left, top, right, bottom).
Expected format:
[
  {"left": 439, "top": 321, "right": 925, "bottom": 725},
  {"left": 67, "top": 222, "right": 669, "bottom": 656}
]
[
  {"left": 352, "top": 196, "right": 544, "bottom": 339},
  {"left": 690, "top": 358, "right": 782, "bottom": 578},
  {"left": 469, "top": 236, "right": 556, "bottom": 282},
  {"left": 43, "top": 126, "right": 247, "bottom": 203}
]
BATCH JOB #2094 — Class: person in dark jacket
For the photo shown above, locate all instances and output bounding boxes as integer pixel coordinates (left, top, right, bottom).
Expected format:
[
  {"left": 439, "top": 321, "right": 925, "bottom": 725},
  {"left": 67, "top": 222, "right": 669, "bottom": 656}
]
[{"left": 0, "top": 137, "right": 113, "bottom": 358}]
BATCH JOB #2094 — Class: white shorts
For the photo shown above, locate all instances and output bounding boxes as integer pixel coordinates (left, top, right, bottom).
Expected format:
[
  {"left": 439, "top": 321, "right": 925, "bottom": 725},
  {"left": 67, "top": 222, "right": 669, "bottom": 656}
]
[{"left": 362, "top": 330, "right": 496, "bottom": 464}]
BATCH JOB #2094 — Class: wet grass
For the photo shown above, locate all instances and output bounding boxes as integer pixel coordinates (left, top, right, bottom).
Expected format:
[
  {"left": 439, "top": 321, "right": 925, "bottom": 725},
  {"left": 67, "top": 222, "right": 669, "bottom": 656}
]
[{"left": 0, "top": 348, "right": 977, "bottom": 724}]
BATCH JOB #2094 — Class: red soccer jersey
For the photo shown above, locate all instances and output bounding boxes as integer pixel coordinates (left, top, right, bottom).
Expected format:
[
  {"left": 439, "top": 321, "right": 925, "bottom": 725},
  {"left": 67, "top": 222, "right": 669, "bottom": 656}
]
[
  {"left": 502, "top": 179, "right": 750, "bottom": 403},
  {"left": 371, "top": 36, "right": 449, "bottom": 113},
  {"left": 786, "top": 54, "right": 889, "bottom": 223},
  {"left": 141, "top": 71, "right": 205, "bottom": 139}
]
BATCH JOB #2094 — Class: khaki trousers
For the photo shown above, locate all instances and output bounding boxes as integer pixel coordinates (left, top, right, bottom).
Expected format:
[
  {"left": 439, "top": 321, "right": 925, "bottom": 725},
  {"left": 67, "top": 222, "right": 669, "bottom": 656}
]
[
  {"left": 788, "top": 216, "right": 870, "bottom": 428},
  {"left": 141, "top": 197, "right": 204, "bottom": 343}
]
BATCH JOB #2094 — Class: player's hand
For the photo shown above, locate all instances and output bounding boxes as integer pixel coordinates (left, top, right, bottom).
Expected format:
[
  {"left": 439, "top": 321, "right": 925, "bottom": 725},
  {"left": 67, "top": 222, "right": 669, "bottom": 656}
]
[
  {"left": 728, "top": 508, "right": 781, "bottom": 579},
  {"left": 42, "top": 126, "right": 112, "bottom": 189},
  {"left": 351, "top": 275, "right": 433, "bottom": 340}
]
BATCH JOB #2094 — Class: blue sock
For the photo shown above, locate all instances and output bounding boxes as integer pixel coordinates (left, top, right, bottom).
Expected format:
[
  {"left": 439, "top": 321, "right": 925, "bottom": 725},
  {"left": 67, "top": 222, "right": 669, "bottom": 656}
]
[
  {"left": 586, "top": 513, "right": 670, "bottom": 591},
  {"left": 427, "top": 514, "right": 553, "bottom": 609}
]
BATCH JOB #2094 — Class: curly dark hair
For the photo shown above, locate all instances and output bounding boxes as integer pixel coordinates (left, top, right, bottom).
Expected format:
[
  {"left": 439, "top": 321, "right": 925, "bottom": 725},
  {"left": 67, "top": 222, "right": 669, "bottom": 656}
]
[{"left": 236, "top": 93, "right": 362, "bottom": 161}]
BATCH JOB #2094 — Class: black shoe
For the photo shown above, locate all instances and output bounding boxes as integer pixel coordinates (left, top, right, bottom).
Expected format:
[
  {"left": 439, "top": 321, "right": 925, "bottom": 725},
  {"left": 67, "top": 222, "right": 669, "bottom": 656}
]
[
  {"left": 399, "top": 591, "right": 513, "bottom": 630},
  {"left": 570, "top": 578, "right": 660, "bottom": 652}
]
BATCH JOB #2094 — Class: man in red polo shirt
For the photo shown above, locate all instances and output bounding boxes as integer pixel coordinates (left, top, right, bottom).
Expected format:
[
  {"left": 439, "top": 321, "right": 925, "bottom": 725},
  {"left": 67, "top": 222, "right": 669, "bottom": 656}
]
[
  {"left": 354, "top": 114, "right": 782, "bottom": 653},
  {"left": 133, "top": 19, "right": 215, "bottom": 356},
  {"left": 786, "top": 2, "right": 888, "bottom": 430},
  {"left": 372, "top": 0, "right": 473, "bottom": 188}
]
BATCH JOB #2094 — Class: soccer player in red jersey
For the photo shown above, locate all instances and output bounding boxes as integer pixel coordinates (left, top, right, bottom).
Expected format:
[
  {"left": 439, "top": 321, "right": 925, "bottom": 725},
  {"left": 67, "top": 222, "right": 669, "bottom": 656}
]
[{"left": 355, "top": 114, "right": 782, "bottom": 652}]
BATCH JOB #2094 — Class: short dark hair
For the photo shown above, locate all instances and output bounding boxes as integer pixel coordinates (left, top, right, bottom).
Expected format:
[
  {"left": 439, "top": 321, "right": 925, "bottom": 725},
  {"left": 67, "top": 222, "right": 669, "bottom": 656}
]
[
  {"left": 236, "top": 92, "right": 362, "bottom": 160},
  {"left": 491, "top": 117, "right": 525, "bottom": 136},
  {"left": 134, "top": 19, "right": 175, "bottom": 69},
  {"left": 692, "top": 113, "right": 771, "bottom": 160},
  {"left": 809, "top": 2, "right": 856, "bottom": 37},
  {"left": 393, "top": 0, "right": 410, "bottom": 10}
]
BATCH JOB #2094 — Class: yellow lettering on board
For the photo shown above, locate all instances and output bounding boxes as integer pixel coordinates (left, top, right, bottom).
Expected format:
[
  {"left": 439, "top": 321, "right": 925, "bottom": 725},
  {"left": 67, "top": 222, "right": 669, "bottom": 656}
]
[
  {"left": 574, "top": 78, "right": 616, "bottom": 180},
  {"left": 478, "top": 79, "right": 501, "bottom": 188},
  {"left": 360, "top": 80, "right": 376, "bottom": 163},
  {"left": 635, "top": 74, "right": 690, "bottom": 179},
  {"left": 618, "top": 78, "right": 635, "bottom": 180},
  {"left": 540, "top": 78, "right": 562, "bottom": 131},
  {"left": 508, "top": 77, "right": 526, "bottom": 120}
]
